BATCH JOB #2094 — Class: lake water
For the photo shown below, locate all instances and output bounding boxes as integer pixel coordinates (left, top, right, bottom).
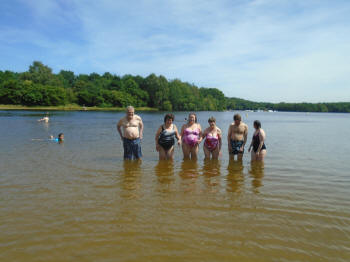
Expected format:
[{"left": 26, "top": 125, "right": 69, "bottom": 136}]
[{"left": 0, "top": 110, "right": 349, "bottom": 261}]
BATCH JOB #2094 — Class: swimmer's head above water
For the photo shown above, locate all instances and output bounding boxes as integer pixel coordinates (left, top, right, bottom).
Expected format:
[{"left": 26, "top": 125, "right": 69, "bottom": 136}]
[
  {"left": 58, "top": 133, "right": 64, "bottom": 141},
  {"left": 49, "top": 133, "right": 64, "bottom": 142}
]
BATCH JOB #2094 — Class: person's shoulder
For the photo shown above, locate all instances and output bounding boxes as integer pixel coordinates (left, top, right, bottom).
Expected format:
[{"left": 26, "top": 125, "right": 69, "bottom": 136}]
[
  {"left": 227, "top": 123, "right": 233, "bottom": 132},
  {"left": 134, "top": 114, "right": 142, "bottom": 121},
  {"left": 117, "top": 116, "right": 126, "bottom": 123},
  {"left": 217, "top": 127, "right": 222, "bottom": 133}
]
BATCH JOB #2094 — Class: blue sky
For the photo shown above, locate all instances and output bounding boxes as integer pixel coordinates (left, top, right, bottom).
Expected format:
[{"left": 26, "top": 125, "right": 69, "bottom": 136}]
[{"left": 1, "top": 0, "right": 349, "bottom": 103}]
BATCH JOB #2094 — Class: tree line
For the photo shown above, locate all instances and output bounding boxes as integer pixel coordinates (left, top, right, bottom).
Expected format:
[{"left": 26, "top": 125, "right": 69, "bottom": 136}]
[{"left": 0, "top": 61, "right": 349, "bottom": 113}]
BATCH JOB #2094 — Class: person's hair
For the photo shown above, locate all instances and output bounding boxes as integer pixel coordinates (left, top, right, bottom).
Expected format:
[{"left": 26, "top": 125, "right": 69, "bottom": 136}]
[
  {"left": 188, "top": 113, "right": 197, "bottom": 123},
  {"left": 253, "top": 120, "right": 261, "bottom": 129},
  {"left": 126, "top": 105, "right": 134, "bottom": 112},
  {"left": 208, "top": 116, "right": 216, "bottom": 123},
  {"left": 233, "top": 114, "right": 241, "bottom": 121},
  {"left": 58, "top": 133, "right": 64, "bottom": 139},
  {"left": 164, "top": 113, "right": 175, "bottom": 123}
]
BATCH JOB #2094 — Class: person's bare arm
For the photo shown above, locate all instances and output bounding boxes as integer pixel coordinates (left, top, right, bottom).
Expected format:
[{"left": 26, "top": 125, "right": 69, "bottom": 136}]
[
  {"left": 139, "top": 117, "right": 144, "bottom": 139},
  {"left": 197, "top": 124, "right": 203, "bottom": 144},
  {"left": 227, "top": 125, "right": 232, "bottom": 152},
  {"left": 174, "top": 125, "right": 181, "bottom": 145},
  {"left": 155, "top": 125, "right": 162, "bottom": 152},
  {"left": 180, "top": 124, "right": 185, "bottom": 138},
  {"left": 117, "top": 119, "right": 123, "bottom": 140},
  {"left": 248, "top": 136, "right": 253, "bottom": 152},
  {"left": 243, "top": 124, "right": 248, "bottom": 147},
  {"left": 218, "top": 128, "right": 222, "bottom": 151},
  {"left": 202, "top": 128, "right": 208, "bottom": 140},
  {"left": 256, "top": 129, "right": 266, "bottom": 154}
]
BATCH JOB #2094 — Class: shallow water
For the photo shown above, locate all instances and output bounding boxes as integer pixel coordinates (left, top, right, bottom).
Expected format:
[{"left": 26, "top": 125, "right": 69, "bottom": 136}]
[{"left": 0, "top": 111, "right": 349, "bottom": 261}]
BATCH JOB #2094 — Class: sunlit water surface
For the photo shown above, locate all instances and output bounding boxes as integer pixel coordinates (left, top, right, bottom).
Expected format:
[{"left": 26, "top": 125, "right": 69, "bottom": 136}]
[{"left": 0, "top": 111, "right": 349, "bottom": 261}]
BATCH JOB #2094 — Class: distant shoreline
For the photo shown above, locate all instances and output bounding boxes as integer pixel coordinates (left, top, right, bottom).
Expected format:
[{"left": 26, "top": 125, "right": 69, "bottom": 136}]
[
  {"left": 0, "top": 104, "right": 158, "bottom": 111},
  {"left": 1, "top": 104, "right": 349, "bottom": 113}
]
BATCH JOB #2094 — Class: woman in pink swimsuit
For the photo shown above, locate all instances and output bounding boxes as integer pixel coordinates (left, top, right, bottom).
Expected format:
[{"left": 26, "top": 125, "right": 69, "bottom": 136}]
[
  {"left": 180, "top": 113, "right": 202, "bottom": 160},
  {"left": 202, "top": 117, "right": 222, "bottom": 159}
]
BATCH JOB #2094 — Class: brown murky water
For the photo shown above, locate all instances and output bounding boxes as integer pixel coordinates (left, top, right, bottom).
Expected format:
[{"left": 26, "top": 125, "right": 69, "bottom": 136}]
[{"left": 1, "top": 111, "right": 349, "bottom": 261}]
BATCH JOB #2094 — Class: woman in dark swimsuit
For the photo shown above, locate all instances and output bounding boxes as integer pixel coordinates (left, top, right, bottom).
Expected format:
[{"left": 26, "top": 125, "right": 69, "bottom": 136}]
[
  {"left": 248, "top": 120, "right": 267, "bottom": 161},
  {"left": 155, "top": 114, "right": 181, "bottom": 160}
]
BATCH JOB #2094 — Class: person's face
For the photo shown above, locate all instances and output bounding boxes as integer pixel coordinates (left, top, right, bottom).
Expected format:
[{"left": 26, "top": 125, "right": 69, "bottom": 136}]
[
  {"left": 209, "top": 121, "right": 216, "bottom": 128},
  {"left": 59, "top": 134, "right": 64, "bottom": 140},
  {"left": 166, "top": 118, "right": 173, "bottom": 126},
  {"left": 127, "top": 109, "right": 134, "bottom": 119},
  {"left": 188, "top": 114, "right": 196, "bottom": 123},
  {"left": 234, "top": 118, "right": 241, "bottom": 125}
]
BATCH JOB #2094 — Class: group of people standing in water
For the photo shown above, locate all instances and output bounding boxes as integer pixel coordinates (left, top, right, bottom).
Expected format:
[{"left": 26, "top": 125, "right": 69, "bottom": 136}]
[{"left": 117, "top": 106, "right": 267, "bottom": 161}]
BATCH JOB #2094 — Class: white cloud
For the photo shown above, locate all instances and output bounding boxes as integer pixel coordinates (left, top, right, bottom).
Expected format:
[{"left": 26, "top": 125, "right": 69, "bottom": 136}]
[{"left": 1, "top": 0, "right": 349, "bottom": 102}]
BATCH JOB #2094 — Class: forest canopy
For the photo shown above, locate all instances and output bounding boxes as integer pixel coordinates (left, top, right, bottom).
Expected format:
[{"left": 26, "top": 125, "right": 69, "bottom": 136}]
[{"left": 0, "top": 61, "right": 349, "bottom": 112}]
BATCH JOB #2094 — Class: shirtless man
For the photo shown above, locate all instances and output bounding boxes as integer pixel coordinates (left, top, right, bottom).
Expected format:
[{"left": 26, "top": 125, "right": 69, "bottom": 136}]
[
  {"left": 227, "top": 113, "right": 248, "bottom": 160},
  {"left": 117, "top": 106, "right": 144, "bottom": 160}
]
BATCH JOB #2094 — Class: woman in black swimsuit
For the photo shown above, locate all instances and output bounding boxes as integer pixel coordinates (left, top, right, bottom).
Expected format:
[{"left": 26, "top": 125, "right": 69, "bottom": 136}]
[
  {"left": 155, "top": 114, "right": 181, "bottom": 160},
  {"left": 248, "top": 120, "right": 267, "bottom": 161}
]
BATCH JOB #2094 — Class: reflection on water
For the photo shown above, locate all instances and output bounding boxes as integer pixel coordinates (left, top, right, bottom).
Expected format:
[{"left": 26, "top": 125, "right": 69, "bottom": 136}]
[
  {"left": 41, "top": 121, "right": 49, "bottom": 130},
  {"left": 202, "top": 159, "right": 221, "bottom": 178},
  {"left": 178, "top": 160, "right": 199, "bottom": 192},
  {"left": 202, "top": 159, "right": 221, "bottom": 193},
  {"left": 155, "top": 160, "right": 175, "bottom": 192},
  {"left": 226, "top": 158, "right": 244, "bottom": 193},
  {"left": 249, "top": 161, "right": 265, "bottom": 193},
  {"left": 119, "top": 160, "right": 142, "bottom": 199},
  {"left": 178, "top": 159, "right": 199, "bottom": 179}
]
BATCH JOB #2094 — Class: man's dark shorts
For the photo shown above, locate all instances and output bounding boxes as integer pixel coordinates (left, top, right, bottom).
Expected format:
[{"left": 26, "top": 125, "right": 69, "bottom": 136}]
[
  {"left": 123, "top": 137, "right": 142, "bottom": 160},
  {"left": 230, "top": 140, "right": 244, "bottom": 155}
]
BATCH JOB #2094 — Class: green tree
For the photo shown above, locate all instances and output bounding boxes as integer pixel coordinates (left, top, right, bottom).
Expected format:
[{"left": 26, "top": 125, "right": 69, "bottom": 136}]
[
  {"left": 59, "top": 70, "right": 75, "bottom": 88},
  {"left": 143, "top": 74, "right": 169, "bottom": 108},
  {"left": 0, "top": 79, "right": 23, "bottom": 104},
  {"left": 27, "top": 61, "right": 54, "bottom": 85}
]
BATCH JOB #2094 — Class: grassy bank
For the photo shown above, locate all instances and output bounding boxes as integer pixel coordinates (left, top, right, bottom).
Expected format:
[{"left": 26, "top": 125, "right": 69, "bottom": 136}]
[{"left": 0, "top": 104, "right": 158, "bottom": 111}]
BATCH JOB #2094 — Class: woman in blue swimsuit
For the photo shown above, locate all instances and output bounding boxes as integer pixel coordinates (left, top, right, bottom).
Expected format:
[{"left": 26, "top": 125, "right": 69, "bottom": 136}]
[{"left": 155, "top": 114, "right": 181, "bottom": 160}]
